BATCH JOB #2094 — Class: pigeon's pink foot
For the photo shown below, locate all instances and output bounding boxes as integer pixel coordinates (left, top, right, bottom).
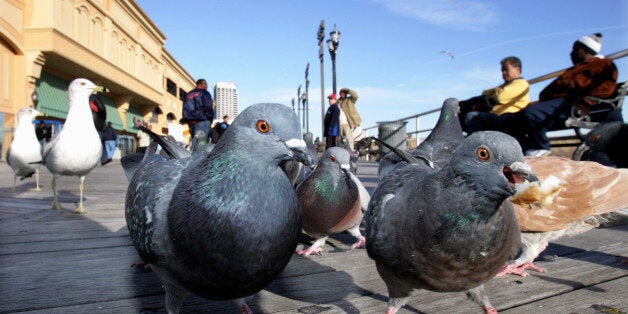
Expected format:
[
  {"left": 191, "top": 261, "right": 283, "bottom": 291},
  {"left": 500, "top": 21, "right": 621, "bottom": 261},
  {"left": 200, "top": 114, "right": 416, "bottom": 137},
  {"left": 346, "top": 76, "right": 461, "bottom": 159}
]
[
  {"left": 296, "top": 245, "right": 323, "bottom": 256},
  {"left": 483, "top": 306, "right": 497, "bottom": 314},
  {"left": 385, "top": 306, "right": 399, "bottom": 314},
  {"left": 240, "top": 302, "right": 253, "bottom": 314},
  {"left": 351, "top": 235, "right": 366, "bottom": 249},
  {"left": 495, "top": 261, "right": 545, "bottom": 277}
]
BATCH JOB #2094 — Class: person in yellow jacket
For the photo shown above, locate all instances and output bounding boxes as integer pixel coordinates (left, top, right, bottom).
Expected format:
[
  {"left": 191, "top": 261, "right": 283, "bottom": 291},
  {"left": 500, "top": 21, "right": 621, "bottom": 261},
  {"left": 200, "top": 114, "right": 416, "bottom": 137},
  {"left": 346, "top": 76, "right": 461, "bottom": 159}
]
[
  {"left": 337, "top": 87, "right": 362, "bottom": 151},
  {"left": 461, "top": 56, "right": 530, "bottom": 135}
]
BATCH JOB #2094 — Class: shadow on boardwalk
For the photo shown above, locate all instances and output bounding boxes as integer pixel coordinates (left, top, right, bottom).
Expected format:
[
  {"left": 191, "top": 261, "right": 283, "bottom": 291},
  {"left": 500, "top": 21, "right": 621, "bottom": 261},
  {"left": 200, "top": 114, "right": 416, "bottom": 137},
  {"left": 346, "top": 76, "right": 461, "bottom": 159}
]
[{"left": 0, "top": 160, "right": 626, "bottom": 313}]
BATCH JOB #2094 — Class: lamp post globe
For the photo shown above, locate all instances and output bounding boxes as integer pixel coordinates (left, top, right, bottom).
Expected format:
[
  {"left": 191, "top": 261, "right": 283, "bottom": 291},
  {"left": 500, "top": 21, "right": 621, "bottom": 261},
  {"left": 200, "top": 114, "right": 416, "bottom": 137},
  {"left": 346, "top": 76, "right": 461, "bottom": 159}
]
[{"left": 327, "top": 24, "right": 340, "bottom": 94}]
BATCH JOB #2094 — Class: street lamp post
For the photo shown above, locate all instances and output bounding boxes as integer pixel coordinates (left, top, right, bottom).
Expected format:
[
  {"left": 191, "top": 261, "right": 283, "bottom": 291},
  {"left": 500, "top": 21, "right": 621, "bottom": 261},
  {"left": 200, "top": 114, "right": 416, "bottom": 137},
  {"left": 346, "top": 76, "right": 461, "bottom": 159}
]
[
  {"left": 304, "top": 62, "right": 310, "bottom": 133},
  {"left": 317, "top": 20, "right": 325, "bottom": 139},
  {"left": 297, "top": 85, "right": 302, "bottom": 128},
  {"left": 326, "top": 24, "right": 340, "bottom": 94}
]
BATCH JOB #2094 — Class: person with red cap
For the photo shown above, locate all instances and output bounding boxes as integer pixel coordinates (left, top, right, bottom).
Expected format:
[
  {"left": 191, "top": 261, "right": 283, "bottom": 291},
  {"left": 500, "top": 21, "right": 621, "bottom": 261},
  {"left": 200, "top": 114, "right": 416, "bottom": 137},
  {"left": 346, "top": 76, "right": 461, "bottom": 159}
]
[{"left": 324, "top": 93, "right": 341, "bottom": 149}]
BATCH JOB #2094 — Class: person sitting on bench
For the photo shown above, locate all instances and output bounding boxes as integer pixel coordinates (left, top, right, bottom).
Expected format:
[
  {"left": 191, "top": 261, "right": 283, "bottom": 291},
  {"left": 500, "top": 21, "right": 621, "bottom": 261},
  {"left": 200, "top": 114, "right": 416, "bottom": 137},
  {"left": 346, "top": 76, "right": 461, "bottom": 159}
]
[
  {"left": 461, "top": 56, "right": 530, "bottom": 135},
  {"left": 517, "top": 33, "right": 618, "bottom": 157}
]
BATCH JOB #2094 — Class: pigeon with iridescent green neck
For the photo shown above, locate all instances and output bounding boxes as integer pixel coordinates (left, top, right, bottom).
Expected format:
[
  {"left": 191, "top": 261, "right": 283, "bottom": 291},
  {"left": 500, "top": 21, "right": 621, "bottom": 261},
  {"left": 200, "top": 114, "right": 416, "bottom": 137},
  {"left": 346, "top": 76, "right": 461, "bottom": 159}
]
[
  {"left": 296, "top": 146, "right": 370, "bottom": 256},
  {"left": 366, "top": 131, "right": 538, "bottom": 314},
  {"left": 124, "top": 103, "right": 312, "bottom": 313}
]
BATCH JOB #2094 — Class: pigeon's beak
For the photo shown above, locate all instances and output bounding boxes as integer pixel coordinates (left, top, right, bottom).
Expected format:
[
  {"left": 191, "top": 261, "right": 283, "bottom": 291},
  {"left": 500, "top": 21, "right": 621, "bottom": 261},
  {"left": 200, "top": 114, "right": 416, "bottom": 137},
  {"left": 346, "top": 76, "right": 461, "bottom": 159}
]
[
  {"left": 340, "top": 163, "right": 350, "bottom": 171},
  {"left": 503, "top": 161, "right": 539, "bottom": 188},
  {"left": 284, "top": 138, "right": 313, "bottom": 167}
]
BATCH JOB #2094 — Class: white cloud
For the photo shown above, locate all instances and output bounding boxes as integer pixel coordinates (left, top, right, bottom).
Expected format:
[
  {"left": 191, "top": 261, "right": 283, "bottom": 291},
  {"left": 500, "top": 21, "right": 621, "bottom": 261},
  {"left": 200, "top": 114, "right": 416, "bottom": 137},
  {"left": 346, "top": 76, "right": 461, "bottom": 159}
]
[{"left": 371, "top": 0, "right": 498, "bottom": 31}]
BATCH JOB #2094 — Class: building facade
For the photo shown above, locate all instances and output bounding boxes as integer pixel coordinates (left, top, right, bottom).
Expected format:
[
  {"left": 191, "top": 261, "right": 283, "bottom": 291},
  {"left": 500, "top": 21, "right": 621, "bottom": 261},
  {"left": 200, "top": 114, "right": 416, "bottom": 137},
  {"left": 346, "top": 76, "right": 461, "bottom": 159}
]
[
  {"left": 0, "top": 0, "right": 195, "bottom": 159},
  {"left": 213, "top": 81, "right": 238, "bottom": 122}
]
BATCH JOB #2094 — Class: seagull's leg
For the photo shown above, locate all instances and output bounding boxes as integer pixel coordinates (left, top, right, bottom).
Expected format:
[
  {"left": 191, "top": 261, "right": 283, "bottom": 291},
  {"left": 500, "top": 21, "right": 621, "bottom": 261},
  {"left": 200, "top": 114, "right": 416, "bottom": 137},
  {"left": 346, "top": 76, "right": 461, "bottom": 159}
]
[
  {"left": 347, "top": 225, "right": 366, "bottom": 248},
  {"left": 32, "top": 169, "right": 42, "bottom": 191},
  {"left": 296, "top": 237, "right": 327, "bottom": 256},
  {"left": 465, "top": 285, "right": 496, "bottom": 314},
  {"left": 50, "top": 176, "right": 64, "bottom": 211},
  {"left": 73, "top": 176, "right": 89, "bottom": 214}
]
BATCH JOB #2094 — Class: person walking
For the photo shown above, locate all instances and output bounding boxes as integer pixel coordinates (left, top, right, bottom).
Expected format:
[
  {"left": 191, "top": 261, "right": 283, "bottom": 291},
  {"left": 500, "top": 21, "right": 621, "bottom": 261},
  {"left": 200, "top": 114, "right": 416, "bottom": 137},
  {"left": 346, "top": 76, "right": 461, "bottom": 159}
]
[
  {"left": 182, "top": 79, "right": 214, "bottom": 144},
  {"left": 101, "top": 121, "right": 117, "bottom": 165}
]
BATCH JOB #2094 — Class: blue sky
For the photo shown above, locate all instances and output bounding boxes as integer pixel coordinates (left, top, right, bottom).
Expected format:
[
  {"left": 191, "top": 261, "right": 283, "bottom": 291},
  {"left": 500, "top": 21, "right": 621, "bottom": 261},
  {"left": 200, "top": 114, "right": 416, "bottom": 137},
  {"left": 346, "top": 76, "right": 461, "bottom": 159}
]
[{"left": 136, "top": 0, "right": 628, "bottom": 138}]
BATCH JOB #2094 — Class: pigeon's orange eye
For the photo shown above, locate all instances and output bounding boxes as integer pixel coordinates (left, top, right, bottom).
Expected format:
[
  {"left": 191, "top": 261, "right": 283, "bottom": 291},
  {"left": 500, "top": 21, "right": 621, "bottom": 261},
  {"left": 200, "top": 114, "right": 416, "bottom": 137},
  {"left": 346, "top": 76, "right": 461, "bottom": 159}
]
[
  {"left": 256, "top": 120, "right": 270, "bottom": 133},
  {"left": 591, "top": 134, "right": 601, "bottom": 142},
  {"left": 329, "top": 155, "right": 336, "bottom": 162},
  {"left": 476, "top": 147, "right": 490, "bottom": 160}
]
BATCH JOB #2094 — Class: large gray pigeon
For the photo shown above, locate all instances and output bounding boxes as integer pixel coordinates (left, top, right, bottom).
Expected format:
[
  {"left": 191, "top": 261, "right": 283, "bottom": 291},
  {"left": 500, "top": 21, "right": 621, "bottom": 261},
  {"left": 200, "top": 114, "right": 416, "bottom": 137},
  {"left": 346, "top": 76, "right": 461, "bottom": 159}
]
[
  {"left": 378, "top": 98, "right": 464, "bottom": 179},
  {"left": 43, "top": 78, "right": 104, "bottom": 213},
  {"left": 124, "top": 103, "right": 312, "bottom": 313},
  {"left": 365, "top": 131, "right": 538, "bottom": 314},
  {"left": 295, "top": 147, "right": 370, "bottom": 256},
  {"left": 6, "top": 107, "right": 42, "bottom": 192}
]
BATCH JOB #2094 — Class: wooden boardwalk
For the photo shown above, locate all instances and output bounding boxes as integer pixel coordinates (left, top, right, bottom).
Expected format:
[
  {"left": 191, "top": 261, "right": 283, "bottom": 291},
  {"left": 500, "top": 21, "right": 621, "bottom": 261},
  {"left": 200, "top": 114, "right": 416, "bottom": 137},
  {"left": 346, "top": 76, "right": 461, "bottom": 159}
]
[{"left": 0, "top": 160, "right": 626, "bottom": 314}]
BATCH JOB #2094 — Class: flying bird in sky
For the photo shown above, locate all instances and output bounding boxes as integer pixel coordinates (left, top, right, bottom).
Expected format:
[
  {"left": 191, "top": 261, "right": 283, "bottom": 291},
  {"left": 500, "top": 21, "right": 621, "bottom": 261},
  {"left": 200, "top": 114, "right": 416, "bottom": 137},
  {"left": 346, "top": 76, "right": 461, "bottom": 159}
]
[{"left": 441, "top": 50, "right": 455, "bottom": 59}]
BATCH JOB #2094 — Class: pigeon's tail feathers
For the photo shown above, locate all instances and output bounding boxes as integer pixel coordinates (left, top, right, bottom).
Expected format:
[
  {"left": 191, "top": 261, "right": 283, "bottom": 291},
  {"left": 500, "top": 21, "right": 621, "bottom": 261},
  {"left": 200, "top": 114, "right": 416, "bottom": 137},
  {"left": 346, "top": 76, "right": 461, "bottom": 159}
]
[
  {"left": 120, "top": 153, "right": 145, "bottom": 181},
  {"left": 372, "top": 137, "right": 434, "bottom": 168},
  {"left": 138, "top": 125, "right": 190, "bottom": 159}
]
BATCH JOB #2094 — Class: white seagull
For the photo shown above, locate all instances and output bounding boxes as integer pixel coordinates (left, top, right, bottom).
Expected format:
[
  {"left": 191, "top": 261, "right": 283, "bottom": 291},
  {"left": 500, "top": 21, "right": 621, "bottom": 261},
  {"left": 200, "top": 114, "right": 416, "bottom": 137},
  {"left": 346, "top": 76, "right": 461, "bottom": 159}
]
[
  {"left": 43, "top": 78, "right": 104, "bottom": 214},
  {"left": 7, "top": 107, "right": 43, "bottom": 192}
]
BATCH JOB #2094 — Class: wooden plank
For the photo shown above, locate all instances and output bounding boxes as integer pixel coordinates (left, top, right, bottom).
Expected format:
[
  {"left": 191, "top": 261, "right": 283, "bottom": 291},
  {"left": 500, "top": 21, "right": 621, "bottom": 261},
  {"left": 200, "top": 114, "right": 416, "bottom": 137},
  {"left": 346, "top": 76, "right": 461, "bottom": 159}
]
[
  {"left": 501, "top": 276, "right": 628, "bottom": 313},
  {"left": 1, "top": 161, "right": 627, "bottom": 314}
]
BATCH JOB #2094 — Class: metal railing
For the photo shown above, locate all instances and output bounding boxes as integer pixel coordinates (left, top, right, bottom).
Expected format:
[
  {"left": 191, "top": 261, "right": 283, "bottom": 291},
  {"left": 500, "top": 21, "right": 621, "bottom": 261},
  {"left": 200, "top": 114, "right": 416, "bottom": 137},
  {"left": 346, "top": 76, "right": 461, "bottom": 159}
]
[{"left": 362, "top": 49, "right": 628, "bottom": 139}]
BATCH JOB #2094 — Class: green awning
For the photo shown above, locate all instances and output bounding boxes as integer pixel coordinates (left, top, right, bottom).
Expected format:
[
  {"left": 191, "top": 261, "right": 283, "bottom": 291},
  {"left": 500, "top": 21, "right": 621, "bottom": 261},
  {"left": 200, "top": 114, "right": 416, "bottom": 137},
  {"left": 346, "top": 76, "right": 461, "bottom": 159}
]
[
  {"left": 35, "top": 71, "right": 123, "bottom": 131},
  {"left": 100, "top": 95, "right": 124, "bottom": 130},
  {"left": 125, "top": 105, "right": 143, "bottom": 134},
  {"left": 36, "top": 71, "right": 70, "bottom": 119}
]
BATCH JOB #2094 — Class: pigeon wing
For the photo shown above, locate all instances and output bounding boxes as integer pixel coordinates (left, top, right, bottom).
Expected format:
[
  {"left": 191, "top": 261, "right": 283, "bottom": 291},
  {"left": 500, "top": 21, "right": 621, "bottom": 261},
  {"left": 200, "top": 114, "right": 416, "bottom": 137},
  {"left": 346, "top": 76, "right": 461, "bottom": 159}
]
[{"left": 512, "top": 156, "right": 628, "bottom": 231}]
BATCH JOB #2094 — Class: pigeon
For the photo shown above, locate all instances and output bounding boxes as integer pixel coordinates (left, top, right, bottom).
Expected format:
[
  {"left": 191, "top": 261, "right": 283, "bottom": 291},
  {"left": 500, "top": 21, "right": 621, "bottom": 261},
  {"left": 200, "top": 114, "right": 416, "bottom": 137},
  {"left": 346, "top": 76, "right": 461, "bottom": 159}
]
[
  {"left": 296, "top": 146, "right": 370, "bottom": 256},
  {"left": 498, "top": 156, "right": 628, "bottom": 277},
  {"left": 124, "top": 103, "right": 312, "bottom": 313},
  {"left": 365, "top": 131, "right": 538, "bottom": 314},
  {"left": 43, "top": 78, "right": 104, "bottom": 213},
  {"left": 281, "top": 132, "right": 318, "bottom": 187},
  {"left": 378, "top": 98, "right": 464, "bottom": 179},
  {"left": 577, "top": 121, "right": 628, "bottom": 168},
  {"left": 6, "top": 107, "right": 43, "bottom": 192}
]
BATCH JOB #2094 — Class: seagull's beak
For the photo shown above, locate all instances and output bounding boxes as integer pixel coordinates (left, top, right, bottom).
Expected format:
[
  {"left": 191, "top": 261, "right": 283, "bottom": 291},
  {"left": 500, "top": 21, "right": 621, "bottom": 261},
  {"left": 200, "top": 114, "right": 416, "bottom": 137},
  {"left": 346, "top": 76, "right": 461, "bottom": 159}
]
[
  {"left": 284, "top": 138, "right": 313, "bottom": 167},
  {"left": 92, "top": 86, "right": 106, "bottom": 93}
]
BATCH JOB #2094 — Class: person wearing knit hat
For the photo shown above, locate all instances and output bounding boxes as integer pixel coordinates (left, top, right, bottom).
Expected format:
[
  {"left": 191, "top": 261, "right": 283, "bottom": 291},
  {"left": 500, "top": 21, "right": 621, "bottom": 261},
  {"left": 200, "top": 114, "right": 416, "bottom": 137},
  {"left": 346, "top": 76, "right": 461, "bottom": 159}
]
[
  {"left": 513, "top": 32, "right": 618, "bottom": 157},
  {"left": 576, "top": 33, "right": 602, "bottom": 56}
]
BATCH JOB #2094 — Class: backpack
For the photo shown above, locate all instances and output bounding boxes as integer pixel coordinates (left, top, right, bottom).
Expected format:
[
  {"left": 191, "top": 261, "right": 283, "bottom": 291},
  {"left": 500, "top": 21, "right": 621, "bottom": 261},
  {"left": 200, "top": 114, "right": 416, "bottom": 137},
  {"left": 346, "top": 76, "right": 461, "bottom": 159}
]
[{"left": 182, "top": 89, "right": 210, "bottom": 121}]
